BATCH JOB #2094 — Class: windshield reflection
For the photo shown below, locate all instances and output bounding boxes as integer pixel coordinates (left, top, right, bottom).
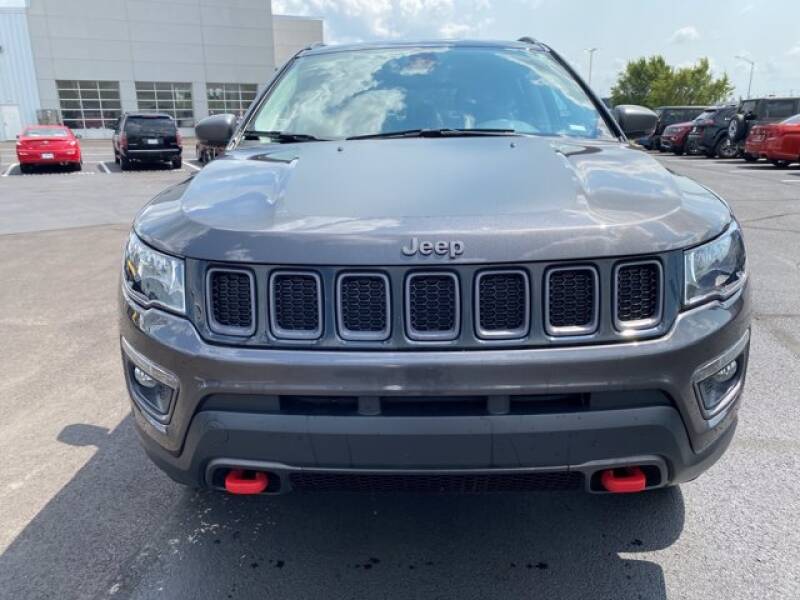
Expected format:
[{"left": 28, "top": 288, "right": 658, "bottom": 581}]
[{"left": 251, "top": 46, "right": 613, "bottom": 141}]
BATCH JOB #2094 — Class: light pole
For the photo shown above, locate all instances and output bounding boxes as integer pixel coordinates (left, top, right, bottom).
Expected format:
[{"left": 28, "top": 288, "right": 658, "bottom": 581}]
[
  {"left": 585, "top": 47, "right": 598, "bottom": 86},
  {"left": 735, "top": 55, "right": 755, "bottom": 99}
]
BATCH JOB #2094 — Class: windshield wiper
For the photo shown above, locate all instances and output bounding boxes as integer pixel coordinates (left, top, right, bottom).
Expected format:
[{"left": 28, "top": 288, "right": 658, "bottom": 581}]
[
  {"left": 346, "top": 128, "right": 517, "bottom": 140},
  {"left": 242, "top": 130, "right": 329, "bottom": 143}
]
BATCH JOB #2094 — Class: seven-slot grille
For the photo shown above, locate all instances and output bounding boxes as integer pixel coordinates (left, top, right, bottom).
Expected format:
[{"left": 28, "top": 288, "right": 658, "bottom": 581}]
[
  {"left": 269, "top": 272, "right": 322, "bottom": 339},
  {"left": 206, "top": 261, "right": 665, "bottom": 343},
  {"left": 545, "top": 267, "right": 598, "bottom": 335},
  {"left": 207, "top": 269, "right": 255, "bottom": 335},
  {"left": 615, "top": 261, "right": 662, "bottom": 329},
  {"left": 337, "top": 274, "right": 390, "bottom": 340},
  {"left": 406, "top": 272, "right": 460, "bottom": 341},
  {"left": 475, "top": 270, "right": 529, "bottom": 339}
]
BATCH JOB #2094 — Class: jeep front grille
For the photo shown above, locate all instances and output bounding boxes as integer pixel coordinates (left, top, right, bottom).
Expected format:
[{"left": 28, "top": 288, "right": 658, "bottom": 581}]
[
  {"left": 269, "top": 271, "right": 322, "bottom": 339},
  {"left": 615, "top": 261, "right": 662, "bottom": 330},
  {"left": 475, "top": 270, "right": 529, "bottom": 339},
  {"left": 206, "top": 269, "right": 255, "bottom": 336},
  {"left": 337, "top": 273, "right": 390, "bottom": 340},
  {"left": 198, "top": 257, "right": 671, "bottom": 348},
  {"left": 405, "top": 272, "right": 460, "bottom": 341},
  {"left": 545, "top": 267, "right": 598, "bottom": 336}
]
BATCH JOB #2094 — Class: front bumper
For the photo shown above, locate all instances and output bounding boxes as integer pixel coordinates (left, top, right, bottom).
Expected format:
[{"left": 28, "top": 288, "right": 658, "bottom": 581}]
[{"left": 120, "top": 284, "right": 751, "bottom": 492}]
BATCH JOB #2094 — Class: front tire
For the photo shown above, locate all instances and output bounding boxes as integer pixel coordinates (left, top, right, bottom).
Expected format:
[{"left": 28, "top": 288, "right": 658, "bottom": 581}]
[
  {"left": 19, "top": 163, "right": 32, "bottom": 174},
  {"left": 715, "top": 136, "right": 738, "bottom": 159},
  {"left": 171, "top": 157, "right": 182, "bottom": 169},
  {"left": 72, "top": 161, "right": 82, "bottom": 172},
  {"left": 771, "top": 159, "right": 790, "bottom": 168},
  {"left": 743, "top": 153, "right": 758, "bottom": 163},
  {"left": 120, "top": 155, "right": 131, "bottom": 171}
]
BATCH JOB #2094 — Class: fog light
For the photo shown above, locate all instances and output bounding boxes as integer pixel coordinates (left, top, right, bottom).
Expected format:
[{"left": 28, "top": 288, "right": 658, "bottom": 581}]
[
  {"left": 698, "top": 358, "right": 742, "bottom": 412},
  {"left": 134, "top": 366, "right": 157, "bottom": 388},
  {"left": 129, "top": 364, "right": 175, "bottom": 416},
  {"left": 712, "top": 360, "right": 738, "bottom": 383}
]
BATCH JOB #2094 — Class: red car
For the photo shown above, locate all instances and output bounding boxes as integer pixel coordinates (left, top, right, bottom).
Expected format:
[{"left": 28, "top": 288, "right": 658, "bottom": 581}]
[
  {"left": 659, "top": 121, "right": 694, "bottom": 155},
  {"left": 751, "top": 114, "right": 800, "bottom": 167},
  {"left": 743, "top": 124, "right": 769, "bottom": 162},
  {"left": 16, "top": 125, "right": 82, "bottom": 173}
]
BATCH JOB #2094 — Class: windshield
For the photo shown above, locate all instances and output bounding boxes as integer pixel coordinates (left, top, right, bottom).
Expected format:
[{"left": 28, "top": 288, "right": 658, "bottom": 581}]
[
  {"left": 249, "top": 46, "right": 614, "bottom": 141},
  {"left": 24, "top": 127, "right": 69, "bottom": 137}
]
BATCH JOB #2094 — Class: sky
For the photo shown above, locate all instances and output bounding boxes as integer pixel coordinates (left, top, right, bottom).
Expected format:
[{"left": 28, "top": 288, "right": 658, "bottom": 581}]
[{"left": 273, "top": 0, "right": 800, "bottom": 99}]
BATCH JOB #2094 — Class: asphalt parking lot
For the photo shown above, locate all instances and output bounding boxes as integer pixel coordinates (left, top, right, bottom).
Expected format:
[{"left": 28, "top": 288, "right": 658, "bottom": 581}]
[{"left": 1, "top": 141, "right": 799, "bottom": 600}]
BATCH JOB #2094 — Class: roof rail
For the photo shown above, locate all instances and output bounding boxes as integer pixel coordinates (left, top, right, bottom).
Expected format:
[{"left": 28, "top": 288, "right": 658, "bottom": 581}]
[{"left": 517, "top": 36, "right": 548, "bottom": 51}]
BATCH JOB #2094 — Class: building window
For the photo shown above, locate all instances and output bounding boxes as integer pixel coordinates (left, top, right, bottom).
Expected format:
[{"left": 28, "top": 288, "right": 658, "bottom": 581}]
[
  {"left": 56, "top": 80, "right": 121, "bottom": 130},
  {"left": 135, "top": 82, "right": 194, "bottom": 127},
  {"left": 207, "top": 83, "right": 258, "bottom": 117}
]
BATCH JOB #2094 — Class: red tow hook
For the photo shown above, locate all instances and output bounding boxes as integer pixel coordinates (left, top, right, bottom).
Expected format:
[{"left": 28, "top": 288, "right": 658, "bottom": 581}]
[
  {"left": 600, "top": 466, "right": 647, "bottom": 493},
  {"left": 224, "top": 469, "right": 269, "bottom": 495}
]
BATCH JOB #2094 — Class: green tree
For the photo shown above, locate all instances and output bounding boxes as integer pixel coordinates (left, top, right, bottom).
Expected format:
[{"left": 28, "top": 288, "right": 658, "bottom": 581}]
[
  {"left": 609, "top": 56, "right": 672, "bottom": 106},
  {"left": 611, "top": 56, "right": 733, "bottom": 108}
]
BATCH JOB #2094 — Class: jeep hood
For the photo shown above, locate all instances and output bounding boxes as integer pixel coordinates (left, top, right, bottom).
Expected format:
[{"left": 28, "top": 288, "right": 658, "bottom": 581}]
[{"left": 135, "top": 136, "right": 731, "bottom": 265}]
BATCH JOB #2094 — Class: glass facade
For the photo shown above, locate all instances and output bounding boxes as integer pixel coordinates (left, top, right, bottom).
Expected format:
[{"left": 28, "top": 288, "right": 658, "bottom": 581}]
[
  {"left": 135, "top": 82, "right": 194, "bottom": 127},
  {"left": 56, "top": 80, "right": 121, "bottom": 130},
  {"left": 207, "top": 83, "right": 258, "bottom": 117}
]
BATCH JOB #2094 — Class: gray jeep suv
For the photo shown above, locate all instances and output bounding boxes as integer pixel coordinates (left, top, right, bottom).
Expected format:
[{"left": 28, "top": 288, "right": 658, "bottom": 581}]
[{"left": 120, "top": 40, "right": 750, "bottom": 495}]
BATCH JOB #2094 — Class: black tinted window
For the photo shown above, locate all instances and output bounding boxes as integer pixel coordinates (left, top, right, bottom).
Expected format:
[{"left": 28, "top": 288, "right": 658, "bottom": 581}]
[
  {"left": 124, "top": 117, "right": 176, "bottom": 135},
  {"left": 741, "top": 101, "right": 757, "bottom": 115},
  {"left": 764, "top": 100, "right": 798, "bottom": 119},
  {"left": 718, "top": 108, "right": 736, "bottom": 121},
  {"left": 680, "top": 109, "right": 703, "bottom": 121}
]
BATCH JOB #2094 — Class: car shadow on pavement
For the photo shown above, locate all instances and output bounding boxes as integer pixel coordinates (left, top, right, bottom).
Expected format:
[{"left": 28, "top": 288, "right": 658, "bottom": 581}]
[{"left": 0, "top": 418, "right": 684, "bottom": 600}]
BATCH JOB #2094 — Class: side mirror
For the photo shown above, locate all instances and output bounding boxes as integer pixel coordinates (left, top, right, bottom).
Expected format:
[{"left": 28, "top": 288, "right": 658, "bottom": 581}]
[
  {"left": 195, "top": 113, "right": 237, "bottom": 146},
  {"left": 613, "top": 105, "right": 659, "bottom": 139},
  {"left": 744, "top": 112, "right": 756, "bottom": 121},
  {"left": 75, "top": 133, "right": 82, "bottom": 139}
]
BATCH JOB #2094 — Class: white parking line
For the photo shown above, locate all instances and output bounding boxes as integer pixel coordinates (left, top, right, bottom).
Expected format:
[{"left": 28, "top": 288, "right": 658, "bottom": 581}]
[
  {"left": 99, "top": 162, "right": 111, "bottom": 174},
  {"left": 1, "top": 163, "right": 18, "bottom": 177},
  {"left": 183, "top": 161, "right": 201, "bottom": 171},
  {"left": 781, "top": 179, "right": 800, "bottom": 183}
]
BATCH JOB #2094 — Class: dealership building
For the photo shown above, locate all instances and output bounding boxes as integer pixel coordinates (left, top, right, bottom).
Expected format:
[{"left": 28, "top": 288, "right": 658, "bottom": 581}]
[{"left": 0, "top": 0, "right": 322, "bottom": 139}]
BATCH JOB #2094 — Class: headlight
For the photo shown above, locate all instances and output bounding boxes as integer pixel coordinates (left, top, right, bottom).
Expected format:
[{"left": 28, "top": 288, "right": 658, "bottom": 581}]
[
  {"left": 684, "top": 221, "right": 746, "bottom": 307},
  {"left": 123, "top": 232, "right": 185, "bottom": 314}
]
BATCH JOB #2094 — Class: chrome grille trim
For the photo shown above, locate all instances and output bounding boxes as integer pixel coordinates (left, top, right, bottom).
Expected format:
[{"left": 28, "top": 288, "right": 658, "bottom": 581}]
[
  {"left": 205, "top": 268, "right": 256, "bottom": 336},
  {"left": 269, "top": 270, "right": 323, "bottom": 340},
  {"left": 405, "top": 271, "right": 460, "bottom": 342},
  {"left": 544, "top": 266, "right": 599, "bottom": 337},
  {"left": 474, "top": 269, "right": 530, "bottom": 340},
  {"left": 336, "top": 272, "right": 391, "bottom": 341},
  {"left": 613, "top": 259, "right": 663, "bottom": 332}
]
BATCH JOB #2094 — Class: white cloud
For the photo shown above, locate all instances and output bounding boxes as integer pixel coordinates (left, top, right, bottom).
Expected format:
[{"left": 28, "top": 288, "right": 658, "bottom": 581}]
[
  {"left": 439, "top": 22, "right": 474, "bottom": 38},
  {"left": 788, "top": 43, "right": 800, "bottom": 56},
  {"left": 668, "top": 25, "right": 700, "bottom": 44},
  {"left": 273, "top": 0, "right": 493, "bottom": 42}
]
